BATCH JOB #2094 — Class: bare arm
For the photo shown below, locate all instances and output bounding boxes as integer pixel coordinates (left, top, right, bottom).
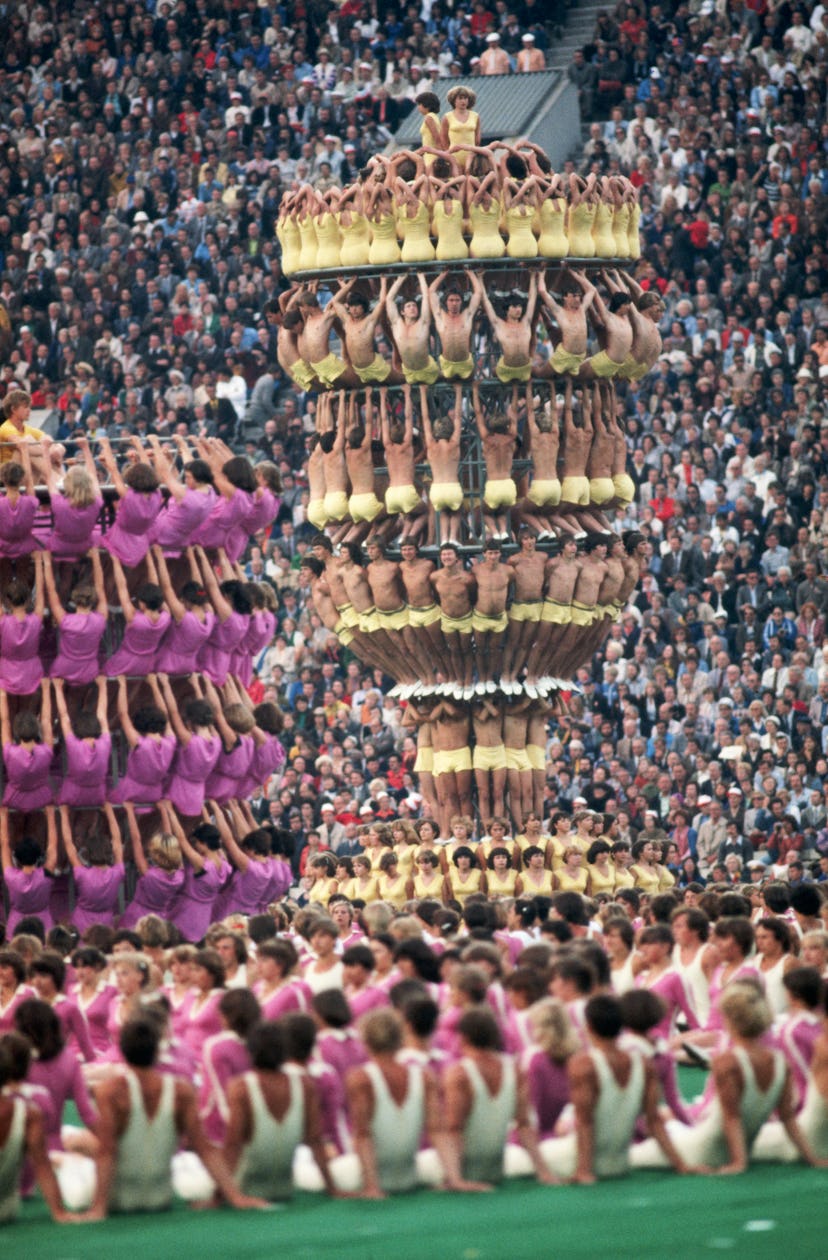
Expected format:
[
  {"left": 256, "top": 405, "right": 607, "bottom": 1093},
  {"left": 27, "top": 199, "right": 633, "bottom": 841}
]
[
  {"left": 152, "top": 545, "right": 186, "bottom": 621},
  {"left": 44, "top": 805, "right": 58, "bottom": 872},
  {"left": 96, "top": 675, "right": 109, "bottom": 734},
  {"left": 59, "top": 804, "right": 81, "bottom": 868},
  {"left": 40, "top": 550, "right": 64, "bottom": 624},
  {"left": 97, "top": 436, "right": 127, "bottom": 496},
  {"left": 196, "top": 546, "right": 233, "bottom": 621},
  {"left": 32, "top": 551, "right": 45, "bottom": 619},
  {"left": 158, "top": 673, "right": 190, "bottom": 744},
  {"left": 212, "top": 800, "right": 250, "bottom": 873},
  {"left": 103, "top": 802, "right": 124, "bottom": 866},
  {"left": 116, "top": 675, "right": 140, "bottom": 747},
  {"left": 123, "top": 801, "right": 149, "bottom": 876},
  {"left": 110, "top": 555, "right": 136, "bottom": 623},
  {"left": 52, "top": 677, "right": 72, "bottom": 738}
]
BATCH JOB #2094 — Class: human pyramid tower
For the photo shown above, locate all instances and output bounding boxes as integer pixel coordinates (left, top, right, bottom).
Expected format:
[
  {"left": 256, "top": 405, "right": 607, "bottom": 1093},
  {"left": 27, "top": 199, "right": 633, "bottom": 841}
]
[{"left": 282, "top": 87, "right": 660, "bottom": 838}]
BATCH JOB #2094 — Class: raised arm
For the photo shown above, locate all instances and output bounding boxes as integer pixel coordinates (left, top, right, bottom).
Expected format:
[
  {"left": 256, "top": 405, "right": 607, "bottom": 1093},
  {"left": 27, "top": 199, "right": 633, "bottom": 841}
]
[
  {"left": 52, "top": 677, "right": 72, "bottom": 738},
  {"left": 44, "top": 805, "right": 58, "bottom": 873},
  {"left": 203, "top": 677, "right": 237, "bottom": 753},
  {"left": 161, "top": 799, "right": 205, "bottom": 872},
  {"left": 40, "top": 681, "right": 54, "bottom": 750},
  {"left": 196, "top": 546, "right": 233, "bottom": 621},
  {"left": 40, "top": 550, "right": 65, "bottom": 624},
  {"left": 0, "top": 690, "right": 10, "bottom": 749},
  {"left": 123, "top": 800, "right": 149, "bottom": 876},
  {"left": 116, "top": 675, "right": 140, "bottom": 747},
  {"left": 0, "top": 807, "right": 10, "bottom": 870},
  {"left": 59, "top": 804, "right": 81, "bottom": 869},
  {"left": 109, "top": 555, "right": 136, "bottom": 623},
  {"left": 428, "top": 270, "right": 447, "bottom": 322},
  {"left": 152, "top": 545, "right": 186, "bottom": 622},
  {"left": 96, "top": 676, "right": 109, "bottom": 734},
  {"left": 158, "top": 673, "right": 191, "bottom": 744},
  {"left": 32, "top": 551, "right": 45, "bottom": 619},
  {"left": 97, "top": 436, "right": 127, "bottom": 496},
  {"left": 212, "top": 800, "right": 251, "bottom": 873},
  {"left": 76, "top": 435, "right": 100, "bottom": 487},
  {"left": 102, "top": 802, "right": 124, "bottom": 867},
  {"left": 148, "top": 435, "right": 186, "bottom": 502},
  {"left": 89, "top": 547, "right": 108, "bottom": 617}
]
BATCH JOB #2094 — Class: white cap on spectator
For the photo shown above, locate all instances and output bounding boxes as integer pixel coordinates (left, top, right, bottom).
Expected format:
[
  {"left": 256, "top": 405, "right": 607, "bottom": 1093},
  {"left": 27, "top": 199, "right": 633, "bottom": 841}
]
[
  {"left": 359, "top": 804, "right": 374, "bottom": 815},
  {"left": 522, "top": 33, "right": 535, "bottom": 42},
  {"left": 486, "top": 32, "right": 500, "bottom": 42},
  {"left": 698, "top": 795, "right": 712, "bottom": 805}
]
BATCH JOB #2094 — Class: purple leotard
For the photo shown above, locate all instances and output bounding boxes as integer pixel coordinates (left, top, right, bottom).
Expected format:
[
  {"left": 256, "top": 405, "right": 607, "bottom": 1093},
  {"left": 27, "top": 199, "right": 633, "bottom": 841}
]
[
  {"left": 105, "top": 608, "right": 171, "bottom": 677},
  {"left": 234, "top": 608, "right": 276, "bottom": 686},
  {"left": 204, "top": 734, "right": 255, "bottom": 803},
  {"left": 43, "top": 493, "right": 103, "bottom": 557},
  {"left": 172, "top": 857, "right": 232, "bottom": 943},
  {"left": 197, "top": 611, "right": 250, "bottom": 686},
  {"left": 522, "top": 1046, "right": 571, "bottom": 1139},
  {"left": 2, "top": 742, "right": 54, "bottom": 809},
  {"left": 109, "top": 734, "right": 176, "bottom": 805},
  {"left": 255, "top": 979, "right": 314, "bottom": 1022},
  {"left": 315, "top": 1028, "right": 368, "bottom": 1081},
  {"left": 71, "top": 982, "right": 117, "bottom": 1058},
  {"left": 3, "top": 867, "right": 54, "bottom": 936},
  {"left": 226, "top": 488, "right": 281, "bottom": 563},
  {"left": 50, "top": 611, "right": 106, "bottom": 684},
  {"left": 102, "top": 487, "right": 164, "bottom": 567},
  {"left": 192, "top": 488, "right": 253, "bottom": 551},
  {"left": 213, "top": 858, "right": 272, "bottom": 919},
  {"left": 0, "top": 495, "right": 38, "bottom": 557},
  {"left": 156, "top": 608, "right": 215, "bottom": 675},
  {"left": 167, "top": 732, "right": 222, "bottom": 817},
  {"left": 239, "top": 733, "right": 286, "bottom": 799},
  {"left": 264, "top": 855, "right": 293, "bottom": 905},
  {"left": 27, "top": 1045, "right": 98, "bottom": 1151},
  {"left": 182, "top": 990, "right": 224, "bottom": 1063},
  {"left": 58, "top": 732, "right": 111, "bottom": 807},
  {"left": 148, "top": 486, "right": 217, "bottom": 554},
  {"left": 71, "top": 863, "right": 125, "bottom": 932},
  {"left": 199, "top": 1030, "right": 252, "bottom": 1144},
  {"left": 119, "top": 864, "right": 186, "bottom": 929},
  {"left": 0, "top": 613, "right": 43, "bottom": 694}
]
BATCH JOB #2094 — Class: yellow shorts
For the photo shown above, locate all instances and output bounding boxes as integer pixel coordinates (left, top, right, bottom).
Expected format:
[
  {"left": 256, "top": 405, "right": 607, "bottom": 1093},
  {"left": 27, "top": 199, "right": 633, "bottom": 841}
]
[
  {"left": 588, "top": 349, "right": 625, "bottom": 379},
  {"left": 541, "top": 599, "right": 572, "bottom": 625},
  {"left": 439, "top": 353, "right": 474, "bottom": 380},
  {"left": 589, "top": 476, "right": 615, "bottom": 505},
  {"left": 385, "top": 483, "right": 422, "bottom": 515},
  {"left": 506, "top": 747, "right": 532, "bottom": 772},
  {"left": 441, "top": 610, "right": 473, "bottom": 635},
  {"left": 550, "top": 346, "right": 586, "bottom": 375},
  {"left": 323, "top": 490, "right": 350, "bottom": 520},
  {"left": 288, "top": 358, "right": 317, "bottom": 390},
  {"left": 429, "top": 481, "right": 464, "bottom": 512},
  {"left": 354, "top": 353, "right": 391, "bottom": 384},
  {"left": 433, "top": 746, "right": 473, "bottom": 776},
  {"left": 337, "top": 626, "right": 355, "bottom": 647},
  {"left": 377, "top": 605, "right": 408, "bottom": 631},
  {"left": 616, "top": 353, "right": 649, "bottom": 382},
  {"left": 483, "top": 478, "right": 517, "bottom": 510},
  {"left": 496, "top": 356, "right": 531, "bottom": 383},
  {"left": 570, "top": 601, "right": 595, "bottom": 627},
  {"left": 414, "top": 746, "right": 434, "bottom": 774},
  {"left": 307, "top": 498, "right": 328, "bottom": 528},
  {"left": 613, "top": 472, "right": 636, "bottom": 504},
  {"left": 402, "top": 357, "right": 440, "bottom": 385},
  {"left": 561, "top": 475, "right": 590, "bottom": 506},
  {"left": 349, "top": 491, "right": 383, "bottom": 522},
  {"left": 510, "top": 601, "right": 542, "bottom": 623},
  {"left": 527, "top": 478, "right": 561, "bottom": 507},
  {"left": 526, "top": 744, "right": 546, "bottom": 771},
  {"left": 358, "top": 607, "right": 381, "bottom": 634},
  {"left": 336, "top": 603, "right": 360, "bottom": 629},
  {"left": 473, "top": 743, "right": 507, "bottom": 772},
  {"left": 472, "top": 608, "right": 508, "bottom": 634},
  {"left": 311, "top": 352, "right": 348, "bottom": 386},
  {"left": 408, "top": 603, "right": 441, "bottom": 628}
]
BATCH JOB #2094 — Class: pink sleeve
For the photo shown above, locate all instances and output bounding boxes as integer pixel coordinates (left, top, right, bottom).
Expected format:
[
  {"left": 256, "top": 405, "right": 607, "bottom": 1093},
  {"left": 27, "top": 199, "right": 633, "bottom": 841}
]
[
  {"left": 68, "top": 1002, "right": 96, "bottom": 1064},
  {"left": 654, "top": 1051, "right": 691, "bottom": 1124},
  {"left": 69, "top": 1056, "right": 99, "bottom": 1131}
]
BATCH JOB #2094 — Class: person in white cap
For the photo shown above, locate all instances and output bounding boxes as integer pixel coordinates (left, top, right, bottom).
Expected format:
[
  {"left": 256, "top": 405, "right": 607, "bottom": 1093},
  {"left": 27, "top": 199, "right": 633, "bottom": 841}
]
[
  {"left": 480, "top": 31, "right": 511, "bottom": 75},
  {"left": 517, "top": 32, "right": 545, "bottom": 73}
]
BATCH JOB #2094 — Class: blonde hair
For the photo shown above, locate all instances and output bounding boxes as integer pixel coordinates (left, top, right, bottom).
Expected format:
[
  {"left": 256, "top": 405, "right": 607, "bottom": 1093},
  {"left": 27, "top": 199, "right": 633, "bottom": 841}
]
[
  {"left": 527, "top": 998, "right": 579, "bottom": 1063},
  {"left": 361, "top": 902, "right": 393, "bottom": 934},
  {"left": 147, "top": 832, "right": 183, "bottom": 871},
  {"left": 224, "top": 703, "right": 255, "bottom": 733},
  {"left": 63, "top": 465, "right": 98, "bottom": 508},
  {"left": 388, "top": 914, "right": 423, "bottom": 941},
  {"left": 718, "top": 980, "right": 773, "bottom": 1039},
  {"left": 360, "top": 1007, "right": 403, "bottom": 1055}
]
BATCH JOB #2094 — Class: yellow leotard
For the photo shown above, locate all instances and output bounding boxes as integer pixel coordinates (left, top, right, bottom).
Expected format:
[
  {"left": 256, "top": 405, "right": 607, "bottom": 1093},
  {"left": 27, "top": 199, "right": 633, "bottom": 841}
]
[
  {"left": 612, "top": 203, "right": 631, "bottom": 259},
  {"left": 515, "top": 833, "right": 549, "bottom": 859},
  {"left": 297, "top": 212, "right": 318, "bottom": 271},
  {"left": 394, "top": 844, "right": 418, "bottom": 875},
  {"left": 448, "top": 867, "right": 484, "bottom": 905},
  {"left": 538, "top": 197, "right": 568, "bottom": 258},
  {"left": 345, "top": 875, "right": 381, "bottom": 903},
  {"left": 314, "top": 211, "right": 342, "bottom": 269},
  {"left": 378, "top": 873, "right": 408, "bottom": 909},
  {"left": 278, "top": 216, "right": 302, "bottom": 276},
  {"left": 658, "top": 865, "right": 676, "bottom": 891},
  {"left": 399, "top": 200, "right": 436, "bottom": 263},
  {"left": 360, "top": 847, "right": 388, "bottom": 873},
  {"left": 486, "top": 868, "right": 518, "bottom": 898},
  {"left": 444, "top": 111, "right": 480, "bottom": 166},
  {"left": 420, "top": 112, "right": 441, "bottom": 162},
  {"left": 505, "top": 205, "right": 538, "bottom": 259},
  {"left": 612, "top": 865, "right": 635, "bottom": 890},
  {"left": 477, "top": 837, "right": 519, "bottom": 867},
  {"left": 628, "top": 202, "right": 641, "bottom": 260},
  {"left": 469, "top": 201, "right": 505, "bottom": 258},
  {"left": 433, "top": 198, "right": 468, "bottom": 261},
  {"left": 591, "top": 202, "right": 616, "bottom": 258},
  {"left": 587, "top": 864, "right": 616, "bottom": 896},
  {"left": 308, "top": 878, "right": 336, "bottom": 907},
  {"left": 630, "top": 864, "right": 661, "bottom": 894},
  {"left": 368, "top": 211, "right": 401, "bottom": 265},
  {"left": 567, "top": 202, "right": 597, "bottom": 257},
  {"left": 520, "top": 868, "right": 554, "bottom": 896},
  {"left": 547, "top": 836, "right": 569, "bottom": 871},
  {"left": 556, "top": 868, "right": 588, "bottom": 894},
  {"left": 413, "top": 870, "right": 444, "bottom": 900},
  {"left": 338, "top": 210, "right": 371, "bottom": 267}
]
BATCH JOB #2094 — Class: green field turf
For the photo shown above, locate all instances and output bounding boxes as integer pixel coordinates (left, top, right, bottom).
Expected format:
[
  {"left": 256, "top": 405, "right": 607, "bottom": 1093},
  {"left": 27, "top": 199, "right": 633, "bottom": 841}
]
[{"left": 10, "top": 1069, "right": 827, "bottom": 1259}]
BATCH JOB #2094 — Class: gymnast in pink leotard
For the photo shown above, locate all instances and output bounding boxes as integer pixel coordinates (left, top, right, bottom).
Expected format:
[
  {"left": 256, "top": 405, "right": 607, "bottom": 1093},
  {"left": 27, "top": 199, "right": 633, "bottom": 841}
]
[
  {"left": 38, "top": 440, "right": 103, "bottom": 558},
  {"left": 165, "top": 808, "right": 232, "bottom": 944},
  {"left": 0, "top": 805, "right": 58, "bottom": 937},
  {"left": 0, "top": 455, "right": 39, "bottom": 561},
  {"left": 159, "top": 675, "right": 222, "bottom": 818},
  {"left": 97, "top": 436, "right": 163, "bottom": 570},
  {"left": 225, "top": 460, "right": 282, "bottom": 562},
  {"left": 14, "top": 997, "right": 98, "bottom": 1150},
  {"left": 119, "top": 801, "right": 186, "bottom": 930},
  {"left": 69, "top": 946, "right": 117, "bottom": 1058},
  {"left": 198, "top": 988, "right": 259, "bottom": 1144},
  {"left": 106, "top": 553, "right": 171, "bottom": 677},
  {"left": 153, "top": 546, "right": 215, "bottom": 675},
  {"left": 202, "top": 678, "right": 256, "bottom": 804},
  {"left": 1, "top": 686, "right": 55, "bottom": 810},
  {"left": 60, "top": 802, "right": 125, "bottom": 933},
  {"left": 0, "top": 559, "right": 45, "bottom": 695},
  {"left": 42, "top": 547, "right": 108, "bottom": 685},
  {"left": 194, "top": 547, "right": 252, "bottom": 687},
  {"left": 190, "top": 447, "right": 256, "bottom": 555},
  {"left": 109, "top": 675, "right": 176, "bottom": 806},
  {"left": 146, "top": 436, "right": 217, "bottom": 555},
  {"left": 54, "top": 676, "right": 111, "bottom": 808}
]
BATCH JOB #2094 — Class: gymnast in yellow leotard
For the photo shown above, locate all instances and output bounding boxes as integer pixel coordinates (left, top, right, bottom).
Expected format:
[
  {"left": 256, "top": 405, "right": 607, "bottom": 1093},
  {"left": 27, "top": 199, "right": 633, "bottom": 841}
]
[
  {"left": 416, "top": 91, "right": 442, "bottom": 166},
  {"left": 592, "top": 179, "right": 617, "bottom": 257},
  {"left": 440, "top": 86, "right": 480, "bottom": 169},
  {"left": 537, "top": 173, "right": 569, "bottom": 259},
  {"left": 396, "top": 173, "right": 436, "bottom": 263},
  {"left": 433, "top": 180, "right": 469, "bottom": 260},
  {"left": 314, "top": 187, "right": 343, "bottom": 269},
  {"left": 502, "top": 176, "right": 540, "bottom": 258},
  {"left": 365, "top": 180, "right": 401, "bottom": 265},
  {"left": 337, "top": 182, "right": 372, "bottom": 267},
  {"left": 566, "top": 172, "right": 599, "bottom": 257},
  {"left": 468, "top": 170, "right": 506, "bottom": 258}
]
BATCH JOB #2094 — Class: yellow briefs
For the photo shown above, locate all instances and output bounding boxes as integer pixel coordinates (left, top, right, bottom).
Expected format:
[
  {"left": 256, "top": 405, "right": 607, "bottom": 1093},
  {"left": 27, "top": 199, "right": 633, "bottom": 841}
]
[
  {"left": 307, "top": 498, "right": 328, "bottom": 529},
  {"left": 570, "top": 600, "right": 595, "bottom": 627},
  {"left": 429, "top": 481, "right": 464, "bottom": 512},
  {"left": 288, "top": 358, "right": 317, "bottom": 390},
  {"left": 560, "top": 474, "right": 590, "bottom": 506},
  {"left": 588, "top": 349, "right": 625, "bottom": 379},
  {"left": 354, "top": 353, "right": 391, "bottom": 384},
  {"left": 541, "top": 598, "right": 572, "bottom": 625},
  {"left": 337, "top": 626, "right": 355, "bottom": 647},
  {"left": 310, "top": 352, "right": 348, "bottom": 386},
  {"left": 349, "top": 491, "right": 383, "bottom": 522},
  {"left": 402, "top": 356, "right": 440, "bottom": 385},
  {"left": 414, "top": 746, "right": 434, "bottom": 774},
  {"left": 613, "top": 472, "right": 636, "bottom": 504},
  {"left": 495, "top": 356, "right": 532, "bottom": 383},
  {"left": 509, "top": 601, "right": 542, "bottom": 623},
  {"left": 385, "top": 483, "right": 422, "bottom": 515},
  {"left": 336, "top": 603, "right": 360, "bottom": 629},
  {"left": 473, "top": 743, "right": 508, "bottom": 772},
  {"left": 472, "top": 608, "right": 508, "bottom": 634},
  {"left": 483, "top": 478, "right": 517, "bottom": 510},
  {"left": 527, "top": 478, "right": 561, "bottom": 507},
  {"left": 376, "top": 605, "right": 408, "bottom": 631},
  {"left": 589, "top": 476, "right": 615, "bottom": 505},
  {"left": 323, "top": 489, "right": 350, "bottom": 520},
  {"left": 433, "top": 746, "right": 473, "bottom": 776},
  {"left": 408, "top": 603, "right": 441, "bottom": 628},
  {"left": 440, "top": 610, "right": 473, "bottom": 635},
  {"left": 358, "top": 607, "right": 381, "bottom": 634},
  {"left": 526, "top": 743, "right": 546, "bottom": 771},
  {"left": 616, "top": 353, "right": 650, "bottom": 382},
  {"left": 439, "top": 353, "right": 474, "bottom": 380},
  {"left": 550, "top": 346, "right": 586, "bottom": 375},
  {"left": 505, "top": 747, "right": 532, "bottom": 772}
]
